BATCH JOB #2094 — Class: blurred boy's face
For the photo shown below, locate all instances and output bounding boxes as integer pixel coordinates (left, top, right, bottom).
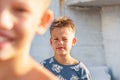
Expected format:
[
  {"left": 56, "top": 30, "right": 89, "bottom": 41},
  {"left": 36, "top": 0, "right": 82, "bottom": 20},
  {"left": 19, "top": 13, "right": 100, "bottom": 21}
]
[
  {"left": 50, "top": 27, "right": 76, "bottom": 56},
  {"left": 0, "top": 0, "right": 52, "bottom": 60}
]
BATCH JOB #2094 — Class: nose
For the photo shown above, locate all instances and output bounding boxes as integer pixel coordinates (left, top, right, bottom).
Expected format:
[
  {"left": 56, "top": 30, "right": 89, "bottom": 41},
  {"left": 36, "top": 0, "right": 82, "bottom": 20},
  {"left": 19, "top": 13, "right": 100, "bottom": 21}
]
[
  {"left": 0, "top": 10, "right": 13, "bottom": 30},
  {"left": 59, "top": 40, "right": 64, "bottom": 44}
]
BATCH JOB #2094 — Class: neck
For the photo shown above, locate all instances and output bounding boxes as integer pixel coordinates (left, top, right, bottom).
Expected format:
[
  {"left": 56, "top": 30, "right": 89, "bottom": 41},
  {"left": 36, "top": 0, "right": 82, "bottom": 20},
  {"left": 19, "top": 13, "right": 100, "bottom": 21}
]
[
  {"left": 0, "top": 55, "right": 32, "bottom": 80},
  {"left": 54, "top": 54, "right": 78, "bottom": 65}
]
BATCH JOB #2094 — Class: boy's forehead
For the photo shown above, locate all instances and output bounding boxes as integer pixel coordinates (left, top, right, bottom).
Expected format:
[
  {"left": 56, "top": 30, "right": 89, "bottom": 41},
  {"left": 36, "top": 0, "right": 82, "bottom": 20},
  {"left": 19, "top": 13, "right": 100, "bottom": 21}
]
[
  {"left": 3, "top": 0, "right": 51, "bottom": 10},
  {"left": 4, "top": 0, "right": 51, "bottom": 5},
  {"left": 33, "top": 0, "right": 51, "bottom": 5},
  {"left": 34, "top": 0, "right": 50, "bottom": 2},
  {"left": 27, "top": 0, "right": 51, "bottom": 5},
  {"left": 32, "top": 0, "right": 51, "bottom": 9}
]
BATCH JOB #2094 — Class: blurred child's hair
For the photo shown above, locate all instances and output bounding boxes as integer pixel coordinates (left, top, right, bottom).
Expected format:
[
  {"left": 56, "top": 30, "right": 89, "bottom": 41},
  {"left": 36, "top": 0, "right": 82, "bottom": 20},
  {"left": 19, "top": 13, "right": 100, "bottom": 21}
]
[{"left": 50, "top": 16, "right": 76, "bottom": 34}]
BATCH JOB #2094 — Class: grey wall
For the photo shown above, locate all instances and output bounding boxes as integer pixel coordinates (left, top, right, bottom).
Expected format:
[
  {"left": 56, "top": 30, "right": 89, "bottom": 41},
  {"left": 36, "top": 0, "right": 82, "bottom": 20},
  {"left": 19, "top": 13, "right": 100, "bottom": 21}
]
[
  {"left": 30, "top": 1, "right": 120, "bottom": 80},
  {"left": 101, "top": 5, "right": 120, "bottom": 80}
]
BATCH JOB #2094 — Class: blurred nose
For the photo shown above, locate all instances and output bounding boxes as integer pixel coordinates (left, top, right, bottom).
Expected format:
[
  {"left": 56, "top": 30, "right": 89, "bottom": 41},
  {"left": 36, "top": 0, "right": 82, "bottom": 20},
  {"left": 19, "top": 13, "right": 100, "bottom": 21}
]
[
  {"left": 0, "top": 10, "right": 13, "bottom": 30},
  {"left": 59, "top": 40, "right": 64, "bottom": 44}
]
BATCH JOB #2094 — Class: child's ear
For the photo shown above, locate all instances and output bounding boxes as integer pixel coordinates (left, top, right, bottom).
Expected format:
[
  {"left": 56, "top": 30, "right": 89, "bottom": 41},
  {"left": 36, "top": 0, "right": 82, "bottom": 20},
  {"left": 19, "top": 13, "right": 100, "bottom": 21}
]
[
  {"left": 36, "top": 10, "right": 53, "bottom": 34},
  {"left": 50, "top": 38, "right": 52, "bottom": 45},
  {"left": 72, "top": 38, "right": 77, "bottom": 46}
]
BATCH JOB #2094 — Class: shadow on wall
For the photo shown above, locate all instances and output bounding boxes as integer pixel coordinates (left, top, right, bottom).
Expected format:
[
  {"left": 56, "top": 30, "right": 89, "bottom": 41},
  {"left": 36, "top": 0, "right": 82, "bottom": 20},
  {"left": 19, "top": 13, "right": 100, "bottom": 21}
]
[{"left": 88, "top": 66, "right": 111, "bottom": 80}]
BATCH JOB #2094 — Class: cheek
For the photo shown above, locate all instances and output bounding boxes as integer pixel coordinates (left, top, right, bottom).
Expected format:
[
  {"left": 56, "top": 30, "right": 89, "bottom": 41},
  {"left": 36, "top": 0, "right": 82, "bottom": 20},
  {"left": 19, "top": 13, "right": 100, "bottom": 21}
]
[
  {"left": 52, "top": 43, "right": 56, "bottom": 48},
  {"left": 66, "top": 41, "right": 73, "bottom": 47},
  {"left": 15, "top": 21, "right": 36, "bottom": 41},
  {"left": 51, "top": 42, "right": 57, "bottom": 49}
]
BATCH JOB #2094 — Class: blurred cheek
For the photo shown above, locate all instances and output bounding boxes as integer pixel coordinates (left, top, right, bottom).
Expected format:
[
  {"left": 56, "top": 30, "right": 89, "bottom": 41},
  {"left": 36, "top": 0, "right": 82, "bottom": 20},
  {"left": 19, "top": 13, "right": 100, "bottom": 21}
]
[
  {"left": 16, "top": 15, "right": 39, "bottom": 31},
  {"left": 52, "top": 43, "right": 57, "bottom": 49}
]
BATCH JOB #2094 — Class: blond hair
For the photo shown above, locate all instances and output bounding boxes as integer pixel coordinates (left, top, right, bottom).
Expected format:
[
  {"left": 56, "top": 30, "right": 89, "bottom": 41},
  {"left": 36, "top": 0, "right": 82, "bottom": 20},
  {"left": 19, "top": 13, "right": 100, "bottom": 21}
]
[{"left": 50, "top": 16, "right": 76, "bottom": 34}]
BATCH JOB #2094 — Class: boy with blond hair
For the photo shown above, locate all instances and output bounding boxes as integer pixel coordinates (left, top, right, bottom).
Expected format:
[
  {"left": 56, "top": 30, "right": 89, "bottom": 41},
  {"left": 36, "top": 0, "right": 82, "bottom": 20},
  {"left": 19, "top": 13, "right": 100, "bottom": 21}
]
[
  {"left": 0, "top": 0, "right": 59, "bottom": 80},
  {"left": 41, "top": 16, "right": 92, "bottom": 80}
]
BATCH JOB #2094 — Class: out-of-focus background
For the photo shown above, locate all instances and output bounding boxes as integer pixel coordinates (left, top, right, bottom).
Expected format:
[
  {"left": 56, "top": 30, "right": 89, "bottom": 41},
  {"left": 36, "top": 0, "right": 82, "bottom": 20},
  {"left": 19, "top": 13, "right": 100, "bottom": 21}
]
[{"left": 30, "top": 0, "right": 120, "bottom": 80}]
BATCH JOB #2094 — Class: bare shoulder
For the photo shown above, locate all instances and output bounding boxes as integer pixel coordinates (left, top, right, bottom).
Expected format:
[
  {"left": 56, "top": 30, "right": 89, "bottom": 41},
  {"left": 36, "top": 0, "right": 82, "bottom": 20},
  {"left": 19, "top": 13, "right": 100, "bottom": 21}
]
[{"left": 27, "top": 59, "right": 59, "bottom": 80}]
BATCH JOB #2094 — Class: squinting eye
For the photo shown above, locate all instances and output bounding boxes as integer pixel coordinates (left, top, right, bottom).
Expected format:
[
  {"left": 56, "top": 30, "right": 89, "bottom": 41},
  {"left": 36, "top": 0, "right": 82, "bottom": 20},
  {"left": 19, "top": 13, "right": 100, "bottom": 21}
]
[
  {"left": 63, "top": 39, "right": 67, "bottom": 41},
  {"left": 54, "top": 39, "right": 58, "bottom": 40},
  {"left": 12, "top": 6, "right": 29, "bottom": 14},
  {"left": 14, "top": 8, "right": 27, "bottom": 13}
]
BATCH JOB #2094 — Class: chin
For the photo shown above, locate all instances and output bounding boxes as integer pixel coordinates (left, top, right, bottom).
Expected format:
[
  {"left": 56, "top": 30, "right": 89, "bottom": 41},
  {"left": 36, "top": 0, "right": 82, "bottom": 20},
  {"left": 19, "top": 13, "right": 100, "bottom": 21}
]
[
  {"left": 0, "top": 51, "right": 14, "bottom": 61},
  {"left": 57, "top": 52, "right": 67, "bottom": 56}
]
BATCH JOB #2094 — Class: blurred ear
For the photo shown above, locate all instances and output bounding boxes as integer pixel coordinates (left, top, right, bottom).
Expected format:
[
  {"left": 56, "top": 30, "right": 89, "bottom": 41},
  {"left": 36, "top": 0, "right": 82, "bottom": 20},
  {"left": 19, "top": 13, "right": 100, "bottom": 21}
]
[
  {"left": 50, "top": 38, "right": 52, "bottom": 45},
  {"left": 36, "top": 10, "right": 53, "bottom": 34},
  {"left": 72, "top": 38, "right": 77, "bottom": 46}
]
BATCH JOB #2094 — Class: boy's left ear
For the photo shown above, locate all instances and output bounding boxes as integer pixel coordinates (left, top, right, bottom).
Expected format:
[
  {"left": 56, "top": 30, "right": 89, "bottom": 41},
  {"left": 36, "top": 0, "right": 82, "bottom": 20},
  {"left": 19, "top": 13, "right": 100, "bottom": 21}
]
[
  {"left": 72, "top": 38, "right": 77, "bottom": 46},
  {"left": 37, "top": 10, "right": 53, "bottom": 34}
]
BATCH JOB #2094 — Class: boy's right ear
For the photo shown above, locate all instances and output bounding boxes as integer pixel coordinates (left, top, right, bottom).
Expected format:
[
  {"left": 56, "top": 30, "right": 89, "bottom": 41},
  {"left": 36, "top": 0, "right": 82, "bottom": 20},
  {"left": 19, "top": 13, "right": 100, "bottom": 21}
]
[
  {"left": 50, "top": 38, "right": 52, "bottom": 45},
  {"left": 36, "top": 10, "right": 53, "bottom": 34}
]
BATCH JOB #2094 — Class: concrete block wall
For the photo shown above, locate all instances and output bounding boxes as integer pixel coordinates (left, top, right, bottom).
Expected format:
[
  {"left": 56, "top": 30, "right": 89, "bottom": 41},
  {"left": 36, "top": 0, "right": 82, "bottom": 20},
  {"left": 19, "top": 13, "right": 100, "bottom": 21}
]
[
  {"left": 30, "top": 0, "right": 120, "bottom": 80},
  {"left": 101, "top": 5, "right": 120, "bottom": 80}
]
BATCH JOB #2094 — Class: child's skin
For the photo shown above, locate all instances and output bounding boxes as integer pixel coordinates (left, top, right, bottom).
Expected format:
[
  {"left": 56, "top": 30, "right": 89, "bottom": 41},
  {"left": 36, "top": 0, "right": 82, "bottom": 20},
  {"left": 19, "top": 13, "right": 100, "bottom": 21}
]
[
  {"left": 0, "top": 0, "right": 59, "bottom": 80},
  {"left": 41, "top": 16, "right": 91, "bottom": 80},
  {"left": 50, "top": 25, "right": 78, "bottom": 65}
]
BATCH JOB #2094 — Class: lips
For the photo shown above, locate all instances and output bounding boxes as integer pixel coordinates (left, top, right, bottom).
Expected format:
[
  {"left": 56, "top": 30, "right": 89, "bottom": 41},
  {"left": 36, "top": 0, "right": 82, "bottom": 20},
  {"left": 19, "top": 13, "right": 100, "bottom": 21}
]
[
  {"left": 56, "top": 47, "right": 65, "bottom": 50},
  {"left": 0, "top": 30, "right": 15, "bottom": 48},
  {"left": 0, "top": 30, "right": 15, "bottom": 41}
]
